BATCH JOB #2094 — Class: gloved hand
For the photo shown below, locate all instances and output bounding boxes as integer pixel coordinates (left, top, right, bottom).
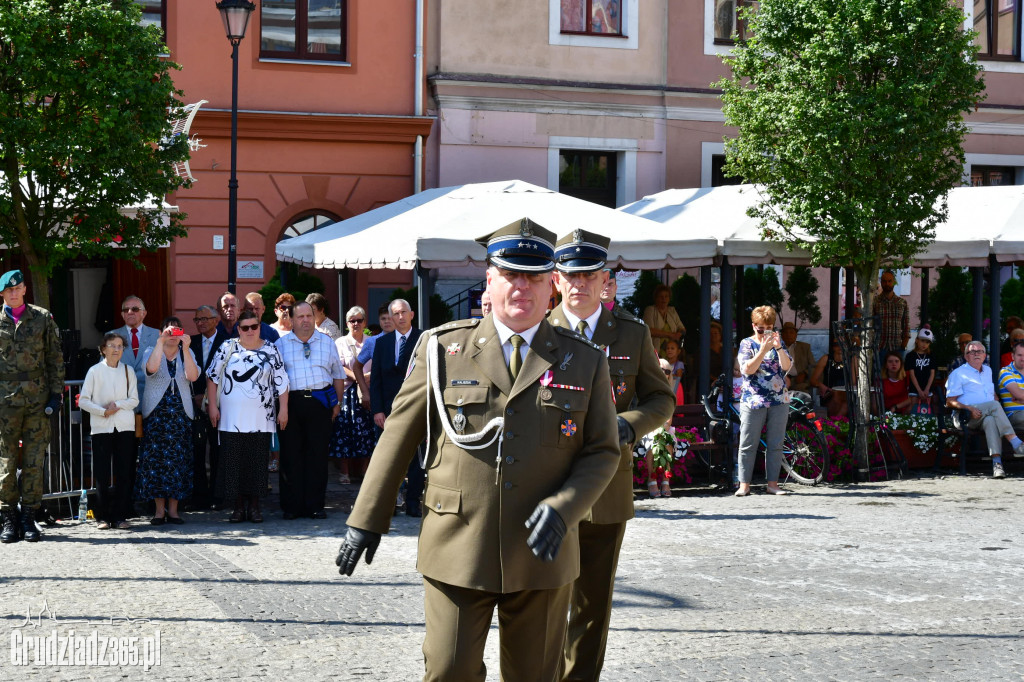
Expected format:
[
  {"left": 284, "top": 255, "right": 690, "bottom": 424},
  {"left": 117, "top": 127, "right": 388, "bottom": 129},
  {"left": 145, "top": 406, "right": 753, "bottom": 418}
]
[
  {"left": 616, "top": 416, "right": 635, "bottom": 447},
  {"left": 525, "top": 504, "right": 566, "bottom": 562},
  {"left": 44, "top": 393, "right": 62, "bottom": 416},
  {"left": 335, "top": 526, "right": 381, "bottom": 576}
]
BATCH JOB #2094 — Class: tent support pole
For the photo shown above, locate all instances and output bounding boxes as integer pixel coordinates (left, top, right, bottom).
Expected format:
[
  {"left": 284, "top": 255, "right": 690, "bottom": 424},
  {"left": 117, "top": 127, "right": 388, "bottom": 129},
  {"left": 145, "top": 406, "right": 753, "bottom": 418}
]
[
  {"left": 990, "top": 256, "right": 1001, "bottom": 384},
  {"left": 919, "top": 267, "right": 929, "bottom": 327},
  {"left": 830, "top": 268, "right": 840, "bottom": 341},
  {"left": 416, "top": 262, "right": 434, "bottom": 330},
  {"left": 719, "top": 257, "right": 734, "bottom": 466},
  {"left": 845, "top": 267, "right": 856, "bottom": 318},
  {"left": 699, "top": 266, "right": 711, "bottom": 398},
  {"left": 972, "top": 267, "right": 984, "bottom": 349}
]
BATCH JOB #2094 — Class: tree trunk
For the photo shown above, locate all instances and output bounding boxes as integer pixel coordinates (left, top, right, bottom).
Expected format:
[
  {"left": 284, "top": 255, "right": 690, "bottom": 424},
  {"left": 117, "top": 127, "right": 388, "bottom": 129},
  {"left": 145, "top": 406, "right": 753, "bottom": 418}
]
[{"left": 854, "top": 267, "right": 877, "bottom": 481}]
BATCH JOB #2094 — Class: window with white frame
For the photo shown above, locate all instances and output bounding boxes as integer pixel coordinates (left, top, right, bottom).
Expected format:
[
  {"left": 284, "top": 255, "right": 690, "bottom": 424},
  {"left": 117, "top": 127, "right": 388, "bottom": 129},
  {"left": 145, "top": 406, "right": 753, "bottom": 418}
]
[
  {"left": 560, "top": 0, "right": 623, "bottom": 36},
  {"left": 713, "top": 0, "right": 757, "bottom": 44},
  {"left": 135, "top": 0, "right": 165, "bottom": 39},
  {"left": 549, "top": 0, "right": 638, "bottom": 49}
]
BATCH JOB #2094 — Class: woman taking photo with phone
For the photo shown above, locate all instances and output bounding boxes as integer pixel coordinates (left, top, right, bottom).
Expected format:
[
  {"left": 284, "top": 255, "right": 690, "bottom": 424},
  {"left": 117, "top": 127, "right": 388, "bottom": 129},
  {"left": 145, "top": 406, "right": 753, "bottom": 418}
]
[
  {"left": 735, "top": 306, "right": 792, "bottom": 497},
  {"left": 134, "top": 317, "right": 199, "bottom": 525}
]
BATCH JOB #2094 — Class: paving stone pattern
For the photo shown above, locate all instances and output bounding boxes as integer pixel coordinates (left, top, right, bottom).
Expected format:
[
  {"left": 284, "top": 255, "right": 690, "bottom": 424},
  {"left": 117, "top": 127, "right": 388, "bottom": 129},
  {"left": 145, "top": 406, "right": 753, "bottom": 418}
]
[{"left": 1, "top": 474, "right": 1022, "bottom": 680}]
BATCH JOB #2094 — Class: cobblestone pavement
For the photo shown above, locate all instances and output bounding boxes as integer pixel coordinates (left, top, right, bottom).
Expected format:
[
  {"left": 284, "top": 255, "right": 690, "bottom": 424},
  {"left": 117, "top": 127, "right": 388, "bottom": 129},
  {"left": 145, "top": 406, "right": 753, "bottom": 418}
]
[{"left": 1, "top": 472, "right": 1023, "bottom": 681}]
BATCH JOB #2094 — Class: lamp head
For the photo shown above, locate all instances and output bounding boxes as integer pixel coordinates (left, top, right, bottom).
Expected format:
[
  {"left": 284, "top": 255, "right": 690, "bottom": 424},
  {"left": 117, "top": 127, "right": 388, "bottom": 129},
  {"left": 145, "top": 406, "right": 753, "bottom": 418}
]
[{"left": 216, "top": 0, "right": 256, "bottom": 42}]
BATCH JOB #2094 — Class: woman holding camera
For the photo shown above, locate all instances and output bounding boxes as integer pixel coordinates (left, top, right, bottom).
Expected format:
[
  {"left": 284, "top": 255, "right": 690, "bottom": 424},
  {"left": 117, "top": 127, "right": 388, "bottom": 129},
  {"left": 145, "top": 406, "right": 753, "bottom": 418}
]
[
  {"left": 135, "top": 316, "right": 199, "bottom": 525},
  {"left": 735, "top": 306, "right": 792, "bottom": 497},
  {"left": 207, "top": 311, "right": 289, "bottom": 523},
  {"left": 271, "top": 293, "right": 296, "bottom": 337}
]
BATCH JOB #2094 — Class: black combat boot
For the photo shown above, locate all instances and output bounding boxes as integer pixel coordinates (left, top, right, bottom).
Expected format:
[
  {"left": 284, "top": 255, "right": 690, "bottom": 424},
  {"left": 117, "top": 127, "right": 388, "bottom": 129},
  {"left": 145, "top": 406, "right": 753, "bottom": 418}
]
[
  {"left": 20, "top": 507, "right": 40, "bottom": 542},
  {"left": 0, "top": 509, "right": 18, "bottom": 543}
]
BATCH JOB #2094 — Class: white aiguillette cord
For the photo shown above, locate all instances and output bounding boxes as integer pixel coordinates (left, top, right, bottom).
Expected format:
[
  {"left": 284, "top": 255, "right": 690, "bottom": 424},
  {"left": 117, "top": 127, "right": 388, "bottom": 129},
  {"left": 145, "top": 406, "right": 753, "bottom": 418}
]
[{"left": 424, "top": 334, "right": 505, "bottom": 484}]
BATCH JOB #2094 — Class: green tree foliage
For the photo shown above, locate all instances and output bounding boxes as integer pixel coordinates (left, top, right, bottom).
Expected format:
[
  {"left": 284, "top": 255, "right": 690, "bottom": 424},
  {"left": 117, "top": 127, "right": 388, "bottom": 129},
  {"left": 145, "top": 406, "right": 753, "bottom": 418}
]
[
  {"left": 622, "top": 270, "right": 661, "bottom": 317},
  {"left": 670, "top": 273, "right": 700, "bottom": 354},
  {"left": 921, "top": 268, "right": 982, "bottom": 368},
  {"left": 717, "top": 0, "right": 985, "bottom": 472},
  {"left": 0, "top": 0, "right": 190, "bottom": 308},
  {"left": 785, "top": 266, "right": 822, "bottom": 328},
  {"left": 741, "top": 267, "right": 784, "bottom": 317},
  {"left": 256, "top": 264, "right": 326, "bottom": 324},
  {"left": 1000, "top": 269, "right": 1024, "bottom": 325}
]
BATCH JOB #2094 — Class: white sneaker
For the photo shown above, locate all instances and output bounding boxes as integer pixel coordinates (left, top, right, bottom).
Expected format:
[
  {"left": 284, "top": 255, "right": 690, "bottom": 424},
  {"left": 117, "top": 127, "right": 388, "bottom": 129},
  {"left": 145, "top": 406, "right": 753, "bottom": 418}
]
[
  {"left": 993, "top": 462, "right": 1006, "bottom": 479},
  {"left": 1014, "top": 441, "right": 1024, "bottom": 458}
]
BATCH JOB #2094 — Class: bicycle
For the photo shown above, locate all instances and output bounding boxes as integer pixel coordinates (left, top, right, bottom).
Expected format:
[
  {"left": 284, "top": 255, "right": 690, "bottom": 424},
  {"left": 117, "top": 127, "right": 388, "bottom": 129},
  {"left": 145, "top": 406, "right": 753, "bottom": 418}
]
[{"left": 702, "top": 374, "right": 830, "bottom": 485}]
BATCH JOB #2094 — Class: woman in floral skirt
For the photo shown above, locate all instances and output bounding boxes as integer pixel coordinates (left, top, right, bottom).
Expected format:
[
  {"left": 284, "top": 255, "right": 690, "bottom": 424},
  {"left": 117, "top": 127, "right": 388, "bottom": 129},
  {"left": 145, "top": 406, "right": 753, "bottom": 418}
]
[{"left": 329, "top": 306, "right": 375, "bottom": 483}]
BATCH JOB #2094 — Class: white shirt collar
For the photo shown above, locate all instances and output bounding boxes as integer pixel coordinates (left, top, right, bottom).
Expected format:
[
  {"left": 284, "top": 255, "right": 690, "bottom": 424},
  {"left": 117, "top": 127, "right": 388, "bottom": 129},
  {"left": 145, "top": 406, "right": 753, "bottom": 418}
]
[
  {"left": 561, "top": 305, "right": 603, "bottom": 340},
  {"left": 492, "top": 316, "right": 541, "bottom": 349}
]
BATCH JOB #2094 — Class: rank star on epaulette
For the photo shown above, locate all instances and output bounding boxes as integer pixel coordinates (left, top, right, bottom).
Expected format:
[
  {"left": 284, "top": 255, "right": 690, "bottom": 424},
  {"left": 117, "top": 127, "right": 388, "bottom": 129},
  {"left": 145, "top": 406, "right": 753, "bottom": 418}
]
[{"left": 446, "top": 342, "right": 461, "bottom": 355}]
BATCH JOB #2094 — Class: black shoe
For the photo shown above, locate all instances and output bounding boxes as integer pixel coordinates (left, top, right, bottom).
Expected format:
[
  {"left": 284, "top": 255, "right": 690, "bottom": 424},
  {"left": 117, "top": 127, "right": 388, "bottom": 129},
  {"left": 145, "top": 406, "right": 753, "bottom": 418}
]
[
  {"left": 1, "top": 509, "right": 19, "bottom": 543},
  {"left": 282, "top": 512, "right": 298, "bottom": 520},
  {"left": 405, "top": 506, "right": 422, "bottom": 518},
  {"left": 309, "top": 510, "right": 327, "bottom": 519},
  {"left": 166, "top": 515, "right": 185, "bottom": 525},
  {"left": 20, "top": 507, "right": 40, "bottom": 542}
]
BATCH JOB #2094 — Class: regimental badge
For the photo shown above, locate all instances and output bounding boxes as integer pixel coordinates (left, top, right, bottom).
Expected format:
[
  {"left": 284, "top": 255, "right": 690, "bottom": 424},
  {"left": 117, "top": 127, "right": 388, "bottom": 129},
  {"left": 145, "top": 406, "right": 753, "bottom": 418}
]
[
  {"left": 615, "top": 381, "right": 627, "bottom": 396},
  {"left": 520, "top": 218, "right": 533, "bottom": 237},
  {"left": 446, "top": 342, "right": 461, "bottom": 356},
  {"left": 573, "top": 228, "right": 584, "bottom": 244},
  {"left": 560, "top": 419, "right": 577, "bottom": 437},
  {"left": 559, "top": 352, "right": 573, "bottom": 371},
  {"left": 453, "top": 409, "right": 467, "bottom": 434},
  {"left": 540, "top": 388, "right": 552, "bottom": 401}
]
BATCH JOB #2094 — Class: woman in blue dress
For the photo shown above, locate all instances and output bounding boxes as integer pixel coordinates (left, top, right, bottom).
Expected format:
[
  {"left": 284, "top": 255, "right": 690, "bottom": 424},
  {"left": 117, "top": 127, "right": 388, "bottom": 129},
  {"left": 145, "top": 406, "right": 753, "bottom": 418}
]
[
  {"left": 135, "top": 316, "right": 199, "bottom": 524},
  {"left": 735, "top": 306, "right": 793, "bottom": 497}
]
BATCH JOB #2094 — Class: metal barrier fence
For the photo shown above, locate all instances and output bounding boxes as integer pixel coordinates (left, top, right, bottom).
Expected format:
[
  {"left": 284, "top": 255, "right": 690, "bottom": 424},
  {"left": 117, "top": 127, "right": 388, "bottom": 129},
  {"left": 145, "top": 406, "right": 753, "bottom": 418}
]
[{"left": 41, "top": 380, "right": 94, "bottom": 518}]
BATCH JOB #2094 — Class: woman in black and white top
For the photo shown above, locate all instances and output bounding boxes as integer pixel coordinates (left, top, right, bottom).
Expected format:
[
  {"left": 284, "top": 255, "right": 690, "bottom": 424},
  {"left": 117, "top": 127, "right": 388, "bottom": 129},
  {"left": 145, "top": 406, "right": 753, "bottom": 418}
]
[
  {"left": 78, "top": 332, "right": 139, "bottom": 530},
  {"left": 207, "top": 311, "right": 290, "bottom": 523}
]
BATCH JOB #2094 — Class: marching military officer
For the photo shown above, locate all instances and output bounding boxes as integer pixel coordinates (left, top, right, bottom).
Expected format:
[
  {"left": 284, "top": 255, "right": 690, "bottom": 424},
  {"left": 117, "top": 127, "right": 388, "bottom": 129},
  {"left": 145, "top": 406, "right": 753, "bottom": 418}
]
[
  {"left": 336, "top": 219, "right": 621, "bottom": 681},
  {"left": 0, "top": 270, "right": 64, "bottom": 543},
  {"left": 549, "top": 230, "right": 675, "bottom": 681}
]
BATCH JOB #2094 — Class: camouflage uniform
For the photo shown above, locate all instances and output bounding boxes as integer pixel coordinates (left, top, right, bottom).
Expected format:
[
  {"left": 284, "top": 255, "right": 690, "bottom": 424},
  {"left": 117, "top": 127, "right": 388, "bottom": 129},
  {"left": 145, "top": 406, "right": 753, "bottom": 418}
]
[{"left": 0, "top": 304, "right": 64, "bottom": 511}]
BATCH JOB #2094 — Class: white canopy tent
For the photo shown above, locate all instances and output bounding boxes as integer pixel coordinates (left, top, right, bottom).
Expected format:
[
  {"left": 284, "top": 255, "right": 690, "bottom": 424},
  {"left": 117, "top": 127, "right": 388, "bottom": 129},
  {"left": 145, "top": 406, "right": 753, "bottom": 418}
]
[{"left": 274, "top": 180, "right": 719, "bottom": 271}]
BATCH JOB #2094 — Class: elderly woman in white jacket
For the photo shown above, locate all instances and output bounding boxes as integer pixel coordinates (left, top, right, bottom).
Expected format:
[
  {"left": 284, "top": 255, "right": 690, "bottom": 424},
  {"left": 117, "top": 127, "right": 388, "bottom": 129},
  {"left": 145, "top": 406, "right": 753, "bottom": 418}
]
[{"left": 78, "top": 332, "right": 139, "bottom": 530}]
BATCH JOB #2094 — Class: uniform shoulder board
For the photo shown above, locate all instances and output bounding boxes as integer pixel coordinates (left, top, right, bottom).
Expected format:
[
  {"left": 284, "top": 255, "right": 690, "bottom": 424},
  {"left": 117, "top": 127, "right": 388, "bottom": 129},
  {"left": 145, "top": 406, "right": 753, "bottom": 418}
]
[
  {"left": 612, "top": 306, "right": 645, "bottom": 326},
  {"left": 552, "top": 324, "right": 602, "bottom": 352},
  {"left": 429, "top": 318, "right": 480, "bottom": 336}
]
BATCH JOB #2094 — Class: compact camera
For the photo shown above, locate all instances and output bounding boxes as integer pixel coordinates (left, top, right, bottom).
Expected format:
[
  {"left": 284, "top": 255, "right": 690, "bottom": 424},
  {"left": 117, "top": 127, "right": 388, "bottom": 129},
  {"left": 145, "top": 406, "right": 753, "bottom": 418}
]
[{"left": 170, "top": 327, "right": 185, "bottom": 336}]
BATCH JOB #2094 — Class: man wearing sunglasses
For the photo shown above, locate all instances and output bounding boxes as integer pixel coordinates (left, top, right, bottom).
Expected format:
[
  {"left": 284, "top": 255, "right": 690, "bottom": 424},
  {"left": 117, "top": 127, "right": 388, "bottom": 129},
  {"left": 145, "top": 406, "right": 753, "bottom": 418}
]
[
  {"left": 946, "top": 340, "right": 1024, "bottom": 479},
  {"left": 109, "top": 294, "right": 159, "bottom": 395},
  {"left": 189, "top": 305, "right": 230, "bottom": 509}
]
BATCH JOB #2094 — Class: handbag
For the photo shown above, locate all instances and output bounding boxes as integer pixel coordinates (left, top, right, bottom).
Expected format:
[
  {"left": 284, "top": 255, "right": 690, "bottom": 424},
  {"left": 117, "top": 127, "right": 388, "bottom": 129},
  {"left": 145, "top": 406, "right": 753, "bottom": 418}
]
[
  {"left": 126, "top": 365, "right": 144, "bottom": 438},
  {"left": 912, "top": 401, "right": 932, "bottom": 416}
]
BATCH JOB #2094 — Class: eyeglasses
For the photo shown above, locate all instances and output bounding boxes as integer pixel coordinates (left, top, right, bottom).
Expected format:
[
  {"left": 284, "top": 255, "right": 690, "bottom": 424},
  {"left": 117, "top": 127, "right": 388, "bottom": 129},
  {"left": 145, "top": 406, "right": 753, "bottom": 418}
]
[
  {"left": 302, "top": 341, "right": 311, "bottom": 359},
  {"left": 278, "top": 306, "right": 293, "bottom": 315},
  {"left": 122, "top": 306, "right": 143, "bottom": 313},
  {"left": 967, "top": 349, "right": 986, "bottom": 355},
  {"left": 105, "top": 345, "right": 124, "bottom": 352},
  {"left": 239, "top": 323, "right": 260, "bottom": 332},
  {"left": 347, "top": 318, "right": 364, "bottom": 324},
  {"left": 753, "top": 327, "right": 771, "bottom": 334},
  {"left": 193, "top": 316, "right": 217, "bottom": 323}
]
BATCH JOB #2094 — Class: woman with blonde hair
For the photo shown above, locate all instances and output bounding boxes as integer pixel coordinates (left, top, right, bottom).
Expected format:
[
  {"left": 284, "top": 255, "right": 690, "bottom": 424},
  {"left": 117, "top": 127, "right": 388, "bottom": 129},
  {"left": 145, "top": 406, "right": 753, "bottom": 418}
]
[{"left": 735, "top": 306, "right": 792, "bottom": 497}]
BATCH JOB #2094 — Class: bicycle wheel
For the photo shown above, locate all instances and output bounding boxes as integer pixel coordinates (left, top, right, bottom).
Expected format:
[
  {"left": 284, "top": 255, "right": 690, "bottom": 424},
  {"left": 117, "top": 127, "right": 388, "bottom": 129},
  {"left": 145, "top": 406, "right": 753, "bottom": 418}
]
[{"left": 781, "top": 412, "right": 829, "bottom": 485}]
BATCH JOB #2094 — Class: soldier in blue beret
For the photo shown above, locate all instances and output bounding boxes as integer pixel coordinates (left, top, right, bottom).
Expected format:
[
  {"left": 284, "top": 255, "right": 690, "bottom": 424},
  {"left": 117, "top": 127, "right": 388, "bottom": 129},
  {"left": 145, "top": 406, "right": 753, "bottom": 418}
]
[{"left": 0, "top": 270, "right": 65, "bottom": 543}]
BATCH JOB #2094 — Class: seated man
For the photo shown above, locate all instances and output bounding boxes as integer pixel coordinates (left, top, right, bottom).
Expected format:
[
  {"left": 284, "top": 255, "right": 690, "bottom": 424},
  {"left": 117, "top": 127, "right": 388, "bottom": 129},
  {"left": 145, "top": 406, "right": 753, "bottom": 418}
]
[
  {"left": 781, "top": 321, "right": 814, "bottom": 392},
  {"left": 998, "top": 341, "right": 1024, "bottom": 432},
  {"left": 946, "top": 341, "right": 1024, "bottom": 479}
]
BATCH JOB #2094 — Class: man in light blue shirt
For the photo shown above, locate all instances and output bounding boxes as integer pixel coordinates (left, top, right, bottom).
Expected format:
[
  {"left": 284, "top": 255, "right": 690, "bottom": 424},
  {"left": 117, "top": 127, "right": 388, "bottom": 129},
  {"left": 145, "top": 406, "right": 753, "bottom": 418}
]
[{"left": 946, "top": 341, "right": 1024, "bottom": 478}]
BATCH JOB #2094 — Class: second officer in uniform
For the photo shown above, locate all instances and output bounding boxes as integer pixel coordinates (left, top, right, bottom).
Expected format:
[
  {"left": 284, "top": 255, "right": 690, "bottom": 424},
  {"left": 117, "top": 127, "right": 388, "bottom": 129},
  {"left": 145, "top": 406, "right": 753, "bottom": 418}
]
[
  {"left": 549, "top": 230, "right": 675, "bottom": 680},
  {"left": 336, "top": 219, "right": 620, "bottom": 681}
]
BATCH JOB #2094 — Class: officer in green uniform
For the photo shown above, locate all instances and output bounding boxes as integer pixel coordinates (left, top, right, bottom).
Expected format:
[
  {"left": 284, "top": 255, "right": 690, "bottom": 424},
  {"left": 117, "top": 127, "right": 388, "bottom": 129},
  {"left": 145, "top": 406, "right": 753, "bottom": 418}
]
[
  {"left": 0, "top": 270, "right": 64, "bottom": 543},
  {"left": 337, "top": 218, "right": 621, "bottom": 681},
  {"left": 549, "top": 230, "right": 675, "bottom": 681}
]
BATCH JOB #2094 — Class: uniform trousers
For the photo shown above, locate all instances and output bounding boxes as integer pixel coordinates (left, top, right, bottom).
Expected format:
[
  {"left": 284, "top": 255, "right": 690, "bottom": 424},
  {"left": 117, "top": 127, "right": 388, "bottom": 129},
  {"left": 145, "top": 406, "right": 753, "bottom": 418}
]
[
  {"left": 0, "top": 403, "right": 49, "bottom": 510},
  {"left": 562, "top": 519, "right": 627, "bottom": 681},
  {"left": 91, "top": 429, "right": 136, "bottom": 524},
  {"left": 279, "top": 394, "right": 331, "bottom": 515},
  {"left": 422, "top": 576, "right": 572, "bottom": 682}
]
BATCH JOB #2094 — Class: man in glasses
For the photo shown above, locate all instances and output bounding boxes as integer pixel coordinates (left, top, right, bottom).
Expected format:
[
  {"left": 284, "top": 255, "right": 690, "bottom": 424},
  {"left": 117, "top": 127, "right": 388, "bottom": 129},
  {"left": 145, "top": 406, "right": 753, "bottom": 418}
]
[
  {"left": 336, "top": 219, "right": 620, "bottom": 680},
  {"left": 946, "top": 341, "right": 1024, "bottom": 479},
  {"left": 547, "top": 230, "right": 674, "bottom": 680},
  {"left": 109, "top": 294, "right": 159, "bottom": 394},
  {"left": 189, "top": 305, "right": 229, "bottom": 509},
  {"left": 275, "top": 302, "right": 345, "bottom": 519},
  {"left": 0, "top": 270, "right": 64, "bottom": 543}
]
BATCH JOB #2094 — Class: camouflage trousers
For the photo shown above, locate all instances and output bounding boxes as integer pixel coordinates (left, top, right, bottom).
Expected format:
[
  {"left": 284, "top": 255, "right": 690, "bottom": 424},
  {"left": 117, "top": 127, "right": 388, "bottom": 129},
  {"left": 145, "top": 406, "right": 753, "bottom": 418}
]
[{"left": 0, "top": 404, "right": 50, "bottom": 510}]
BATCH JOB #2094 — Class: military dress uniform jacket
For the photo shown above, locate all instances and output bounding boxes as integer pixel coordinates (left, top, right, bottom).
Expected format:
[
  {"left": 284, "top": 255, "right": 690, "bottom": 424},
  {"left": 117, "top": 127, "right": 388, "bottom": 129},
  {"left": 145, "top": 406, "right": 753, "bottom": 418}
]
[
  {"left": 0, "top": 304, "right": 64, "bottom": 407},
  {"left": 549, "top": 304, "right": 675, "bottom": 524},
  {"left": 346, "top": 316, "right": 621, "bottom": 594}
]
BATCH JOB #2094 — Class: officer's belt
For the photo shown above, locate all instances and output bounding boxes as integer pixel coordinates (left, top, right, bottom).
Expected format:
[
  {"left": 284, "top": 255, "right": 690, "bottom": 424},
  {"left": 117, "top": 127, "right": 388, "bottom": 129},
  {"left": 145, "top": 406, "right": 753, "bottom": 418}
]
[{"left": 0, "top": 369, "right": 43, "bottom": 381}]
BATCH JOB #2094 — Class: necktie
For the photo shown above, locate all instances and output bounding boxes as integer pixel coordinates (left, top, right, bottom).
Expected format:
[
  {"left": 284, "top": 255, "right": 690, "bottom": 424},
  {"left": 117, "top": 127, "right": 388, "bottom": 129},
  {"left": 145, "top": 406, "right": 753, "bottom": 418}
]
[
  {"left": 509, "top": 334, "right": 524, "bottom": 381},
  {"left": 398, "top": 333, "right": 406, "bottom": 362},
  {"left": 131, "top": 328, "right": 139, "bottom": 357},
  {"left": 575, "top": 320, "right": 588, "bottom": 338}
]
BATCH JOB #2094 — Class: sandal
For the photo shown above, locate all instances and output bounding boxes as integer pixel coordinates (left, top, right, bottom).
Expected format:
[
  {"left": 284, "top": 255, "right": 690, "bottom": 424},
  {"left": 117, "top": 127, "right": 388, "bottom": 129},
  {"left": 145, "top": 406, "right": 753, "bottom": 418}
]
[
  {"left": 647, "top": 480, "right": 660, "bottom": 498},
  {"left": 97, "top": 521, "right": 111, "bottom": 530},
  {"left": 229, "top": 509, "right": 245, "bottom": 523},
  {"left": 659, "top": 480, "right": 672, "bottom": 498},
  {"left": 116, "top": 521, "right": 131, "bottom": 530}
]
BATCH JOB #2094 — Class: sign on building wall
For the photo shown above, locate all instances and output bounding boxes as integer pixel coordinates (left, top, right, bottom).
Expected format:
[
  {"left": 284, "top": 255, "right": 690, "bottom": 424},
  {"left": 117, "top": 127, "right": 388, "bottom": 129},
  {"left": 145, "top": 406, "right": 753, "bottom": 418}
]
[{"left": 238, "top": 261, "right": 264, "bottom": 280}]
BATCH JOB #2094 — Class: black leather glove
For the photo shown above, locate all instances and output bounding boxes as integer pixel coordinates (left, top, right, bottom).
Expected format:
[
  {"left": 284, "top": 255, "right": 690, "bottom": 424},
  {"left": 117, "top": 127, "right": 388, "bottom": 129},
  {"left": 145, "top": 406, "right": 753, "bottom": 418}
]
[
  {"left": 335, "top": 526, "right": 381, "bottom": 576},
  {"left": 525, "top": 504, "right": 566, "bottom": 562},
  {"left": 44, "top": 393, "right": 62, "bottom": 416},
  {"left": 616, "top": 416, "right": 635, "bottom": 447}
]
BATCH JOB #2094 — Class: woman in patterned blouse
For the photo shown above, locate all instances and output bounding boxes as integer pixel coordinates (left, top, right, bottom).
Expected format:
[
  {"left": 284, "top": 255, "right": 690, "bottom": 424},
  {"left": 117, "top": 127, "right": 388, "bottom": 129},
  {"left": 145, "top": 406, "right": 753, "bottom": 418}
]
[{"left": 735, "top": 306, "right": 793, "bottom": 497}]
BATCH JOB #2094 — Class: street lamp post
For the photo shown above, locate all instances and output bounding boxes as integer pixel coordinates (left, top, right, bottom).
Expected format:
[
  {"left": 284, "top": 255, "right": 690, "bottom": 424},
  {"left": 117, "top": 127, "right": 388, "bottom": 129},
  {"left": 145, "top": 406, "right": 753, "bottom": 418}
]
[{"left": 216, "top": 0, "right": 255, "bottom": 295}]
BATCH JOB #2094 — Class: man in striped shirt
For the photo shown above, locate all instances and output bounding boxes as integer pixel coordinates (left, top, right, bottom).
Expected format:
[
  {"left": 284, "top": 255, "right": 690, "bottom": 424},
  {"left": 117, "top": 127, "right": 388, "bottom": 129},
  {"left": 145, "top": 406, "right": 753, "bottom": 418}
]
[{"left": 997, "top": 342, "right": 1024, "bottom": 431}]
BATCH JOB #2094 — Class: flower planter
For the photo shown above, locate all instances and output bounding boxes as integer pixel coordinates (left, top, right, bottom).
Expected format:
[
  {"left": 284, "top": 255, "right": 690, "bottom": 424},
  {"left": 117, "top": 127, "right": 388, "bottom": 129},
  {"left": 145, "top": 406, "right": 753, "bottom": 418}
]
[{"left": 890, "top": 429, "right": 959, "bottom": 468}]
